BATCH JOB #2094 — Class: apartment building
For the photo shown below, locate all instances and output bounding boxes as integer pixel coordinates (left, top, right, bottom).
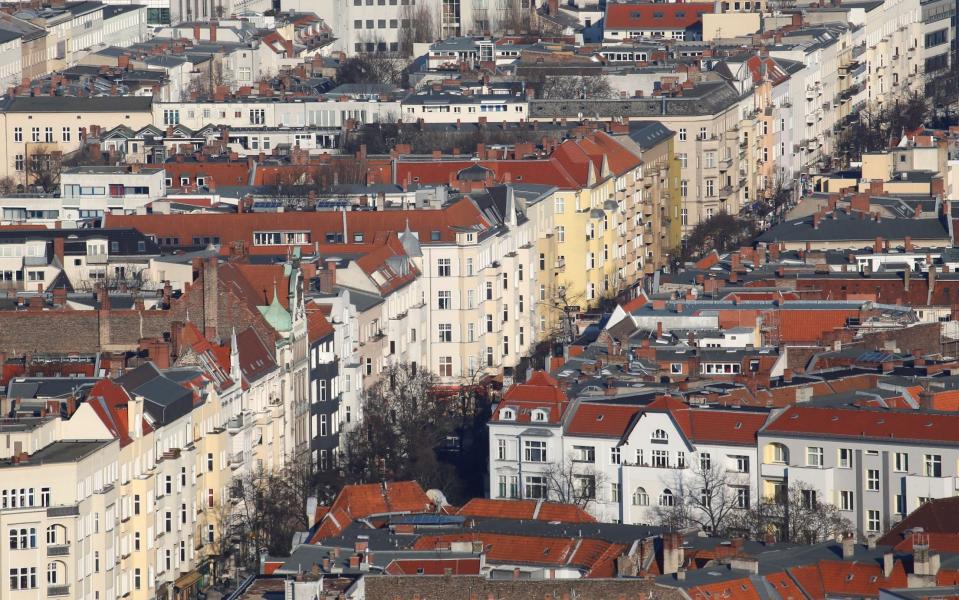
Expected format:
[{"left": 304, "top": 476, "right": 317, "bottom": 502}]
[
  {"left": 759, "top": 405, "right": 959, "bottom": 538},
  {"left": 488, "top": 374, "right": 767, "bottom": 524},
  {"left": 0, "top": 438, "right": 121, "bottom": 600},
  {"left": 0, "top": 29, "right": 23, "bottom": 90},
  {"left": 152, "top": 97, "right": 399, "bottom": 131},
  {"left": 0, "top": 96, "right": 154, "bottom": 183},
  {"left": 102, "top": 5, "right": 149, "bottom": 48},
  {"left": 400, "top": 92, "right": 529, "bottom": 124},
  {"left": 530, "top": 82, "right": 753, "bottom": 234}
]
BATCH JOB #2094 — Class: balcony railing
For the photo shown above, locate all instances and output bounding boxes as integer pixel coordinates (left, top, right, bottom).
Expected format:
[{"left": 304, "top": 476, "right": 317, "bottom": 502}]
[
  {"left": 47, "top": 505, "right": 80, "bottom": 518},
  {"left": 47, "top": 544, "right": 70, "bottom": 556},
  {"left": 48, "top": 585, "right": 70, "bottom": 596}
]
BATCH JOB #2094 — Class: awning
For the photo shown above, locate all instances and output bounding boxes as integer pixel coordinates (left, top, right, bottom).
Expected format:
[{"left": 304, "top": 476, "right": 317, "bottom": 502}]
[{"left": 174, "top": 570, "right": 202, "bottom": 590}]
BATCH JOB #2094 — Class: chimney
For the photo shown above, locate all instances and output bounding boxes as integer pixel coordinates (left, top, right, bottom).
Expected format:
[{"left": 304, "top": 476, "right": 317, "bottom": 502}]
[
  {"left": 98, "top": 285, "right": 111, "bottom": 349},
  {"left": 662, "top": 532, "right": 683, "bottom": 574},
  {"left": 883, "top": 552, "right": 894, "bottom": 578},
  {"left": 904, "top": 236, "right": 913, "bottom": 252},
  {"left": 813, "top": 212, "right": 821, "bottom": 229},
  {"left": 53, "top": 237, "right": 65, "bottom": 261},
  {"left": 319, "top": 259, "right": 337, "bottom": 293},
  {"left": 203, "top": 257, "right": 219, "bottom": 342},
  {"left": 874, "top": 237, "right": 883, "bottom": 254},
  {"left": 783, "top": 368, "right": 793, "bottom": 383},
  {"left": 841, "top": 534, "right": 855, "bottom": 559}
]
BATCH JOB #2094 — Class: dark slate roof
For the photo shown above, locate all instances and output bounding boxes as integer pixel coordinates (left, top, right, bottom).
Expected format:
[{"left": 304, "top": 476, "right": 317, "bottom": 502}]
[
  {"left": 0, "top": 228, "right": 160, "bottom": 256},
  {"left": 0, "top": 439, "right": 112, "bottom": 468},
  {"left": 116, "top": 363, "right": 194, "bottom": 426},
  {"left": 624, "top": 121, "right": 675, "bottom": 150},
  {"left": 7, "top": 377, "right": 97, "bottom": 399},
  {"left": 756, "top": 212, "right": 949, "bottom": 243},
  {"left": 0, "top": 95, "right": 153, "bottom": 112},
  {"left": 529, "top": 81, "right": 742, "bottom": 118}
]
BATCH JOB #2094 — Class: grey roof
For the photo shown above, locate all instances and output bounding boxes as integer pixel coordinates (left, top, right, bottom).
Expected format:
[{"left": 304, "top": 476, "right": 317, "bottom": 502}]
[
  {"left": 0, "top": 28, "right": 22, "bottom": 44},
  {"left": 0, "top": 95, "right": 153, "bottom": 113},
  {"left": 0, "top": 439, "right": 112, "bottom": 468},
  {"left": 102, "top": 4, "right": 144, "bottom": 18},
  {"left": 116, "top": 363, "right": 194, "bottom": 426},
  {"left": 7, "top": 377, "right": 98, "bottom": 400},
  {"left": 757, "top": 211, "right": 949, "bottom": 244},
  {"left": 616, "top": 121, "right": 674, "bottom": 152},
  {"left": 529, "top": 81, "right": 743, "bottom": 118}
]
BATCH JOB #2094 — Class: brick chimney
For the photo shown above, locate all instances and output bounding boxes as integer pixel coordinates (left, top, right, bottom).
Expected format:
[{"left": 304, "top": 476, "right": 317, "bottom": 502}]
[
  {"left": 319, "top": 259, "right": 337, "bottom": 293},
  {"left": 202, "top": 257, "right": 219, "bottom": 342}
]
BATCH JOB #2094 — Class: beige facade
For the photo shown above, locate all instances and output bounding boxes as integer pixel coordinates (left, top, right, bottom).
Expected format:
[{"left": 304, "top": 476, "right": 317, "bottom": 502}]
[{"left": 0, "top": 96, "right": 153, "bottom": 184}]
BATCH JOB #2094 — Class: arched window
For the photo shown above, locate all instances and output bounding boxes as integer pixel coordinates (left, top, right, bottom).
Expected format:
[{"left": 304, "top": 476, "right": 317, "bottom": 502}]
[
  {"left": 659, "top": 488, "right": 674, "bottom": 507},
  {"left": 46, "top": 525, "right": 57, "bottom": 545},
  {"left": 767, "top": 443, "right": 789, "bottom": 464},
  {"left": 651, "top": 429, "right": 669, "bottom": 443},
  {"left": 531, "top": 409, "right": 548, "bottom": 422},
  {"left": 632, "top": 487, "right": 649, "bottom": 506},
  {"left": 47, "top": 561, "right": 63, "bottom": 584}
]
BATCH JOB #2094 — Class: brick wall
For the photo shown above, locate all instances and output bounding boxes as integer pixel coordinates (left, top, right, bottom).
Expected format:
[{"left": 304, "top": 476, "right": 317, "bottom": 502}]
[{"left": 363, "top": 576, "right": 685, "bottom": 600}]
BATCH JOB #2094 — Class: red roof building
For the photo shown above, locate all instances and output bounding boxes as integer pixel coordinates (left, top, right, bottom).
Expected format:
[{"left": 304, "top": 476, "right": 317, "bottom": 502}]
[{"left": 604, "top": 3, "right": 713, "bottom": 40}]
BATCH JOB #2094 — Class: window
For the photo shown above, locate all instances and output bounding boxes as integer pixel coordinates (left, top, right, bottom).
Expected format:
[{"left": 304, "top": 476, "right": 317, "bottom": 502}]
[
  {"left": 735, "top": 487, "right": 750, "bottom": 509},
  {"left": 678, "top": 128, "right": 687, "bottom": 141},
  {"left": 9, "top": 527, "right": 37, "bottom": 549},
  {"left": 840, "top": 490, "right": 854, "bottom": 511},
  {"left": 573, "top": 445, "right": 595, "bottom": 463},
  {"left": 14, "top": 154, "right": 23, "bottom": 171},
  {"left": 13, "top": 127, "right": 21, "bottom": 142},
  {"left": 47, "top": 562, "right": 58, "bottom": 584},
  {"left": 134, "top": 568, "right": 141, "bottom": 590},
  {"left": 525, "top": 475, "right": 547, "bottom": 499},
  {"left": 705, "top": 179, "right": 716, "bottom": 197},
  {"left": 44, "top": 127, "right": 53, "bottom": 143},
  {"left": 806, "top": 447, "right": 823, "bottom": 467},
  {"left": 698, "top": 127, "right": 707, "bottom": 140},
  {"left": 894, "top": 452, "right": 908, "bottom": 472},
  {"left": 438, "top": 356, "right": 453, "bottom": 377},
  {"left": 632, "top": 487, "right": 649, "bottom": 506},
  {"left": 867, "top": 509, "right": 880, "bottom": 532},
  {"left": 866, "top": 469, "right": 880, "bottom": 491},
  {"left": 838, "top": 448, "right": 852, "bottom": 468},
  {"left": 438, "top": 323, "right": 452, "bottom": 342},
  {"left": 40, "top": 488, "right": 49, "bottom": 507},
  {"left": 9, "top": 567, "right": 37, "bottom": 590},
  {"left": 896, "top": 494, "right": 906, "bottom": 514},
  {"left": 437, "top": 258, "right": 451, "bottom": 276},
  {"left": 923, "top": 454, "right": 942, "bottom": 477},
  {"left": 437, "top": 291, "right": 451, "bottom": 310},
  {"left": 611, "top": 482, "right": 621, "bottom": 503},
  {"left": 497, "top": 439, "right": 507, "bottom": 461},
  {"left": 699, "top": 452, "right": 711, "bottom": 471},
  {"left": 677, "top": 153, "right": 687, "bottom": 168},
  {"left": 610, "top": 447, "right": 621, "bottom": 465},
  {"left": 62, "top": 127, "right": 71, "bottom": 142},
  {"left": 556, "top": 226, "right": 565, "bottom": 242},
  {"left": 133, "top": 494, "right": 140, "bottom": 515},
  {"left": 554, "top": 197, "right": 565, "bottom": 213},
  {"left": 574, "top": 475, "right": 596, "bottom": 500},
  {"left": 733, "top": 455, "right": 749, "bottom": 473},
  {"left": 801, "top": 488, "right": 817, "bottom": 508},
  {"left": 659, "top": 489, "right": 674, "bottom": 506},
  {"left": 670, "top": 363, "right": 682, "bottom": 374},
  {"left": 770, "top": 444, "right": 788, "bottom": 464},
  {"left": 651, "top": 449, "right": 669, "bottom": 468},
  {"left": 524, "top": 440, "right": 546, "bottom": 462}
]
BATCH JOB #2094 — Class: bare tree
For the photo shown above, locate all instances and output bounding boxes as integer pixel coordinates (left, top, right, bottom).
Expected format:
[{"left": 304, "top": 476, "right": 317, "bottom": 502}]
[
  {"left": 0, "top": 176, "right": 17, "bottom": 195},
  {"left": 538, "top": 281, "right": 586, "bottom": 344},
  {"left": 25, "top": 145, "right": 62, "bottom": 193},
  {"left": 229, "top": 459, "right": 315, "bottom": 571},
  {"left": 540, "top": 75, "right": 615, "bottom": 100},
  {"left": 730, "top": 482, "right": 853, "bottom": 544},
  {"left": 184, "top": 57, "right": 234, "bottom": 100},
  {"left": 541, "top": 453, "right": 609, "bottom": 510},
  {"left": 398, "top": 3, "right": 437, "bottom": 55},
  {"left": 653, "top": 460, "right": 748, "bottom": 535},
  {"left": 341, "top": 363, "right": 460, "bottom": 492},
  {"left": 496, "top": 0, "right": 532, "bottom": 33},
  {"left": 336, "top": 51, "right": 405, "bottom": 87}
]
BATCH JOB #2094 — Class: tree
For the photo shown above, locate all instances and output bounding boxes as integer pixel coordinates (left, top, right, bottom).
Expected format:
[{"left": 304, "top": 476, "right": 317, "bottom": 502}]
[
  {"left": 0, "top": 176, "right": 17, "bottom": 195},
  {"left": 229, "top": 458, "right": 316, "bottom": 572},
  {"left": 25, "top": 145, "right": 62, "bottom": 193},
  {"left": 671, "top": 211, "right": 757, "bottom": 265},
  {"left": 496, "top": 0, "right": 532, "bottom": 33},
  {"left": 398, "top": 3, "right": 437, "bottom": 54},
  {"left": 341, "top": 363, "right": 460, "bottom": 493},
  {"left": 537, "top": 281, "right": 585, "bottom": 344},
  {"left": 336, "top": 53, "right": 404, "bottom": 87},
  {"left": 541, "top": 454, "right": 609, "bottom": 510},
  {"left": 834, "top": 93, "right": 930, "bottom": 168},
  {"left": 540, "top": 75, "right": 615, "bottom": 100},
  {"left": 183, "top": 57, "right": 234, "bottom": 100},
  {"left": 730, "top": 482, "right": 852, "bottom": 544},
  {"left": 653, "top": 460, "right": 747, "bottom": 535}
]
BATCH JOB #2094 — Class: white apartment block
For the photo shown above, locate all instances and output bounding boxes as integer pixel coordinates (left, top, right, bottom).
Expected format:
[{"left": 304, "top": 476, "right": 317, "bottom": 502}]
[
  {"left": 759, "top": 405, "right": 959, "bottom": 539},
  {"left": 489, "top": 385, "right": 766, "bottom": 525},
  {"left": 153, "top": 98, "right": 400, "bottom": 131}
]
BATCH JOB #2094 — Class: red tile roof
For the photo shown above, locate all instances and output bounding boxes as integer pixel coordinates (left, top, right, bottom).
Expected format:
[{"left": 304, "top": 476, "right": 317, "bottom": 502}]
[
  {"left": 384, "top": 558, "right": 482, "bottom": 575},
  {"left": 565, "top": 402, "right": 643, "bottom": 437},
  {"left": 310, "top": 481, "right": 434, "bottom": 542},
  {"left": 689, "top": 577, "right": 762, "bottom": 600},
  {"left": 497, "top": 371, "right": 570, "bottom": 423},
  {"left": 307, "top": 309, "right": 334, "bottom": 342},
  {"left": 411, "top": 532, "right": 624, "bottom": 575},
  {"left": 605, "top": 2, "right": 713, "bottom": 31},
  {"left": 85, "top": 379, "right": 153, "bottom": 448},
  {"left": 762, "top": 405, "right": 959, "bottom": 444},
  {"left": 789, "top": 560, "right": 907, "bottom": 599},
  {"left": 105, "top": 198, "right": 490, "bottom": 247},
  {"left": 878, "top": 497, "right": 959, "bottom": 546},
  {"left": 456, "top": 498, "right": 596, "bottom": 523}
]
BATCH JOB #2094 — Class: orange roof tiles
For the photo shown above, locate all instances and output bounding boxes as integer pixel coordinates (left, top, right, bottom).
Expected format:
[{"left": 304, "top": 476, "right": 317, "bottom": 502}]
[
  {"left": 789, "top": 560, "right": 907, "bottom": 599},
  {"left": 763, "top": 405, "right": 959, "bottom": 444},
  {"left": 689, "top": 577, "right": 762, "bottom": 600},
  {"left": 497, "top": 370, "right": 570, "bottom": 424},
  {"left": 605, "top": 2, "right": 713, "bottom": 30},
  {"left": 566, "top": 402, "right": 643, "bottom": 437},
  {"left": 456, "top": 498, "right": 596, "bottom": 523},
  {"left": 310, "top": 481, "right": 434, "bottom": 543}
]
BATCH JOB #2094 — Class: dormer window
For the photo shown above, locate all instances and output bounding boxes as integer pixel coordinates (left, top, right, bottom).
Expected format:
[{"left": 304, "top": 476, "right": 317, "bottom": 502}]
[
  {"left": 531, "top": 409, "right": 548, "bottom": 422},
  {"left": 500, "top": 408, "right": 515, "bottom": 421},
  {"left": 651, "top": 429, "right": 669, "bottom": 443}
]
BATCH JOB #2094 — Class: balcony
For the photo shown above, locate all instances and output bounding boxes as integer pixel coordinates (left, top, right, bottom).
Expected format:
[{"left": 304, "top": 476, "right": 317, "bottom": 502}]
[
  {"left": 47, "top": 505, "right": 80, "bottom": 518},
  {"left": 86, "top": 253, "right": 108, "bottom": 265},
  {"left": 760, "top": 462, "right": 787, "bottom": 479},
  {"left": 48, "top": 585, "right": 70, "bottom": 597},
  {"left": 229, "top": 451, "right": 244, "bottom": 469},
  {"left": 227, "top": 414, "right": 245, "bottom": 434},
  {"left": 47, "top": 544, "right": 70, "bottom": 556},
  {"left": 718, "top": 158, "right": 733, "bottom": 171},
  {"left": 553, "top": 257, "right": 565, "bottom": 272}
]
